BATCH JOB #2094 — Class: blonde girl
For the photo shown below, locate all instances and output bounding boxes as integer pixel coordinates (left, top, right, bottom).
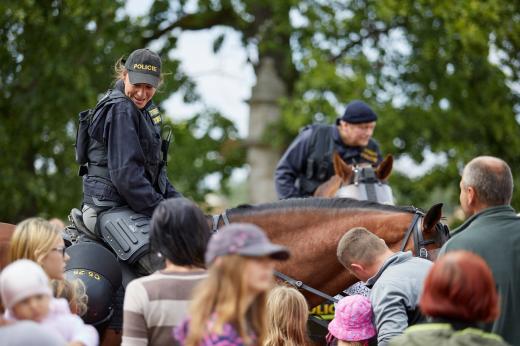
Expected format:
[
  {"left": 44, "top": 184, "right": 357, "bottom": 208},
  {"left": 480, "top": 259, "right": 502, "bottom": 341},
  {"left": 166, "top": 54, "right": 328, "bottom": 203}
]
[
  {"left": 264, "top": 285, "right": 313, "bottom": 346},
  {"left": 9, "top": 217, "right": 70, "bottom": 280},
  {"left": 174, "top": 223, "right": 290, "bottom": 346}
]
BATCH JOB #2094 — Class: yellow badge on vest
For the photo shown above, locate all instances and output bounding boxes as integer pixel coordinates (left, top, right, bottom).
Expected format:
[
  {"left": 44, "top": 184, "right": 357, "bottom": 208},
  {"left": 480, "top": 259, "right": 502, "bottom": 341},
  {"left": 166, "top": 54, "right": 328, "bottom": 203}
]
[
  {"left": 361, "top": 148, "right": 378, "bottom": 163},
  {"left": 149, "top": 107, "right": 162, "bottom": 124}
]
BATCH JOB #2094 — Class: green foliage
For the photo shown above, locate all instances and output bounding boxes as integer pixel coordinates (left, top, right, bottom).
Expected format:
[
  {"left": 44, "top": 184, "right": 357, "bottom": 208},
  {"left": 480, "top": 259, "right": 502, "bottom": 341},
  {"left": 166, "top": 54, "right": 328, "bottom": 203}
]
[
  {"left": 0, "top": 1, "right": 245, "bottom": 222},
  {"left": 3, "top": 0, "right": 520, "bottom": 223},
  {"left": 278, "top": 0, "right": 520, "bottom": 213},
  {"left": 167, "top": 110, "right": 245, "bottom": 202}
]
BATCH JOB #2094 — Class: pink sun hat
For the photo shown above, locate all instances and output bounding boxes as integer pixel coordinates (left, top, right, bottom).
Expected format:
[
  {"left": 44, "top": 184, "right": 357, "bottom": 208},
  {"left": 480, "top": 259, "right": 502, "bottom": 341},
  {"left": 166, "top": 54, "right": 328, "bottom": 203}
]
[{"left": 328, "top": 295, "right": 376, "bottom": 342}]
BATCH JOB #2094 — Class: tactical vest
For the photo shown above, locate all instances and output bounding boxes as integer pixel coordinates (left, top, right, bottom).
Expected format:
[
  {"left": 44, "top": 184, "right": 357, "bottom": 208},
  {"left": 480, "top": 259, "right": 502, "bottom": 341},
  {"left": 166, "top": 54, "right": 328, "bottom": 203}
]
[
  {"left": 299, "top": 125, "right": 336, "bottom": 195},
  {"left": 75, "top": 89, "right": 127, "bottom": 177},
  {"left": 76, "top": 90, "right": 169, "bottom": 207}
]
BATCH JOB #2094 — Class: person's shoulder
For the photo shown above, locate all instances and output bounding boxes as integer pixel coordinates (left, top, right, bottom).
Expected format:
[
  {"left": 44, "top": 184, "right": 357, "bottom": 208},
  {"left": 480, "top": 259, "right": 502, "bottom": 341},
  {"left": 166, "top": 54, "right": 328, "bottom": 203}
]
[
  {"left": 110, "top": 97, "right": 138, "bottom": 115},
  {"left": 452, "top": 327, "right": 509, "bottom": 346},
  {"left": 407, "top": 255, "right": 434, "bottom": 268},
  {"left": 389, "top": 323, "right": 453, "bottom": 345}
]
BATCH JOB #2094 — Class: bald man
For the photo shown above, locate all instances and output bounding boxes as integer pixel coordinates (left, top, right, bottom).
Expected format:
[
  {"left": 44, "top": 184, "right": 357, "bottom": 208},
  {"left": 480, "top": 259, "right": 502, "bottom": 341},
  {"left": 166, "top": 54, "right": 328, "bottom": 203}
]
[{"left": 439, "top": 156, "right": 520, "bottom": 345}]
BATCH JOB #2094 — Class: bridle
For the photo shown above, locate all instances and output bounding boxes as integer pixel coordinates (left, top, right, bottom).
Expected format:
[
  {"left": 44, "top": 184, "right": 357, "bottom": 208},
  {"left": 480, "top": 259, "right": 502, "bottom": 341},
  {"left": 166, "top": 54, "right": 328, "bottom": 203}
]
[
  {"left": 400, "top": 208, "right": 451, "bottom": 260},
  {"left": 210, "top": 207, "right": 450, "bottom": 327},
  {"left": 335, "top": 165, "right": 395, "bottom": 205}
]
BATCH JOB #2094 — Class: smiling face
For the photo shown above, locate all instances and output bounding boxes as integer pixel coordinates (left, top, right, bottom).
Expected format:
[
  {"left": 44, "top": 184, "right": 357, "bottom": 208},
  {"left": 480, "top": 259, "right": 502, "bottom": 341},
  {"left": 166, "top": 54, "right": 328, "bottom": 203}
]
[
  {"left": 39, "top": 237, "right": 69, "bottom": 280},
  {"left": 124, "top": 72, "right": 156, "bottom": 109}
]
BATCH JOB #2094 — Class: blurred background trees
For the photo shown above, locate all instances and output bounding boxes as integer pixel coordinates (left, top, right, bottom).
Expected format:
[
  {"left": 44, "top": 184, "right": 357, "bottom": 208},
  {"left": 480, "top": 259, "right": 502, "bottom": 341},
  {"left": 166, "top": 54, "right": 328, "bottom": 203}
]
[{"left": 1, "top": 0, "right": 519, "bottom": 223}]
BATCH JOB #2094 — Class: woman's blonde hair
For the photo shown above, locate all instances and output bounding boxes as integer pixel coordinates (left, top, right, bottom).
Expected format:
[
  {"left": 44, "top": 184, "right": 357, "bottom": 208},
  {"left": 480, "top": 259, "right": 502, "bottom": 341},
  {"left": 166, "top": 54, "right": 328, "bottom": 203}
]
[
  {"left": 113, "top": 57, "right": 164, "bottom": 88},
  {"left": 51, "top": 279, "right": 88, "bottom": 317},
  {"left": 264, "top": 285, "right": 312, "bottom": 346},
  {"left": 8, "top": 217, "right": 61, "bottom": 265},
  {"left": 185, "top": 255, "right": 267, "bottom": 346}
]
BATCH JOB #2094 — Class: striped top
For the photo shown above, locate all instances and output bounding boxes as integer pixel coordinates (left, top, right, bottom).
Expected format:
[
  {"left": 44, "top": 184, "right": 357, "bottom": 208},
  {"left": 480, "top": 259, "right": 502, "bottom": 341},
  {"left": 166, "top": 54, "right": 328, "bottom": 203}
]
[{"left": 122, "top": 270, "right": 207, "bottom": 346}]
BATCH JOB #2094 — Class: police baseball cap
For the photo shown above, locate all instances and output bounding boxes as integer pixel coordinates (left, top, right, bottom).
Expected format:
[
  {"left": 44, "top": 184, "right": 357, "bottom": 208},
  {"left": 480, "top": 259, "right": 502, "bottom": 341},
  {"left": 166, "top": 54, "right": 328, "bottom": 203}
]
[{"left": 125, "top": 48, "right": 161, "bottom": 88}]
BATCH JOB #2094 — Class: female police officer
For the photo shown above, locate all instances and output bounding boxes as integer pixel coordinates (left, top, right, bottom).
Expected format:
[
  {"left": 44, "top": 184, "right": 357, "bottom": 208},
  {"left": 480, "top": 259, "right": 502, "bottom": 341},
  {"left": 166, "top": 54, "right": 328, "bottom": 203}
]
[{"left": 76, "top": 48, "right": 182, "bottom": 275}]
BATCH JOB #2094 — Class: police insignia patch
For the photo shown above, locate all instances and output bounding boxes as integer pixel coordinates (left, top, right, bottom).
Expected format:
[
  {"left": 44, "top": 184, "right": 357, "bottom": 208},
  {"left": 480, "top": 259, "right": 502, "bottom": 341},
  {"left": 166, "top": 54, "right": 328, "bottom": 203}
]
[
  {"left": 149, "top": 107, "right": 162, "bottom": 124},
  {"left": 152, "top": 115, "right": 162, "bottom": 125},
  {"left": 361, "top": 148, "right": 378, "bottom": 162}
]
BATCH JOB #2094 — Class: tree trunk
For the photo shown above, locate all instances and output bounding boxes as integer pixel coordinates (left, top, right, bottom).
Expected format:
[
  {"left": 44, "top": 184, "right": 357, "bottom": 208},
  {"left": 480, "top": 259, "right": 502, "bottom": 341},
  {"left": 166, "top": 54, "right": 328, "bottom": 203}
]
[{"left": 247, "top": 57, "right": 286, "bottom": 204}]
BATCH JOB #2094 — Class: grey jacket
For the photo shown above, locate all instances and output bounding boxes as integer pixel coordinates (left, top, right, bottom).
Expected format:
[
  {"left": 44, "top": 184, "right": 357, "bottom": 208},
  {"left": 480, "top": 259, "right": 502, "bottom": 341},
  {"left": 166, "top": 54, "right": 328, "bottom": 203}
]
[{"left": 366, "top": 251, "right": 433, "bottom": 346}]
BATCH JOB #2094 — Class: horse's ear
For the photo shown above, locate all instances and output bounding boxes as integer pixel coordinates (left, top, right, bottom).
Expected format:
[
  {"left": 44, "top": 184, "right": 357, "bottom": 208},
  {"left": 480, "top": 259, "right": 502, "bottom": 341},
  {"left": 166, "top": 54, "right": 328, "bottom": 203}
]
[
  {"left": 333, "top": 151, "right": 353, "bottom": 181},
  {"left": 375, "top": 154, "right": 393, "bottom": 181},
  {"left": 423, "top": 203, "right": 443, "bottom": 233}
]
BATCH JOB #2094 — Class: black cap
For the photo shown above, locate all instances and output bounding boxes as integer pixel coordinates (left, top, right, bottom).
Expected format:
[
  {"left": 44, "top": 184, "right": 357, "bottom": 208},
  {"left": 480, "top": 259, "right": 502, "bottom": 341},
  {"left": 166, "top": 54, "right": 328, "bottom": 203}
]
[
  {"left": 337, "top": 100, "right": 378, "bottom": 124},
  {"left": 124, "top": 48, "right": 161, "bottom": 88}
]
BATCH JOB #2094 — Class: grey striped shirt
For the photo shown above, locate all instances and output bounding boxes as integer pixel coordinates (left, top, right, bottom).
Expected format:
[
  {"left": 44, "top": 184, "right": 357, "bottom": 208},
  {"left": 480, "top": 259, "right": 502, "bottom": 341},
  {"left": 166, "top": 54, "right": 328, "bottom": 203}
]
[{"left": 122, "top": 270, "right": 207, "bottom": 346}]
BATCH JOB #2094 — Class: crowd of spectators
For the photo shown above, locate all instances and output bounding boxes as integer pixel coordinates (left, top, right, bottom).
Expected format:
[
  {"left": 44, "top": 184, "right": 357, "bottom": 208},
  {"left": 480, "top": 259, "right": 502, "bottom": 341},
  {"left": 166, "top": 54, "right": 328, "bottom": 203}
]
[{"left": 1, "top": 155, "right": 518, "bottom": 346}]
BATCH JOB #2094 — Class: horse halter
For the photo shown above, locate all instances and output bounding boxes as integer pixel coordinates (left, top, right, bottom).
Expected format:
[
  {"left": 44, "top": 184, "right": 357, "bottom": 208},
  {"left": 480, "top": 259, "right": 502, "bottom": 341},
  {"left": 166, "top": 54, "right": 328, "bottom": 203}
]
[{"left": 399, "top": 208, "right": 450, "bottom": 260}]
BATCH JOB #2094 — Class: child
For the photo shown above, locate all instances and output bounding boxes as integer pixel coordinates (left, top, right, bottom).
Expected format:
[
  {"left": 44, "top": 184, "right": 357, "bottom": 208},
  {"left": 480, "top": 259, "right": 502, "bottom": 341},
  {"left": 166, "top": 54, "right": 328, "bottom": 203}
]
[
  {"left": 174, "top": 223, "right": 291, "bottom": 346},
  {"left": 264, "top": 285, "right": 313, "bottom": 346},
  {"left": 0, "top": 259, "right": 99, "bottom": 346},
  {"left": 327, "top": 295, "right": 376, "bottom": 346},
  {"left": 51, "top": 279, "right": 88, "bottom": 317}
]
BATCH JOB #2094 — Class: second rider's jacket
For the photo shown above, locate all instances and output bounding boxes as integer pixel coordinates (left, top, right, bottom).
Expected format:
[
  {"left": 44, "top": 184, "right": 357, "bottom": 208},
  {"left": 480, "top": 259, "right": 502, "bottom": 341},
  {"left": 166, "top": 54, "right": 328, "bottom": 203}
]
[
  {"left": 80, "top": 80, "right": 182, "bottom": 217},
  {"left": 274, "top": 124, "right": 382, "bottom": 199}
]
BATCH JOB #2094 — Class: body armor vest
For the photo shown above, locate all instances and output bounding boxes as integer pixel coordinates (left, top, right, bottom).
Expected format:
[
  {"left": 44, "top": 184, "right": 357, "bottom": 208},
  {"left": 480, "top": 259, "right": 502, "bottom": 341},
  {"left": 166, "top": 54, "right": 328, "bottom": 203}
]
[{"left": 299, "top": 125, "right": 336, "bottom": 195}]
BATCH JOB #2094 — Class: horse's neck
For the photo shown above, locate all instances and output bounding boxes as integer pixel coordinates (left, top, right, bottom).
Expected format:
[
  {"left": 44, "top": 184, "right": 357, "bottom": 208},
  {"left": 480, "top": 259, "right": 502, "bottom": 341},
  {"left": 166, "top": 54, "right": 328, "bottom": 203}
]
[
  {"left": 224, "top": 208, "right": 413, "bottom": 307},
  {"left": 228, "top": 209, "right": 411, "bottom": 248}
]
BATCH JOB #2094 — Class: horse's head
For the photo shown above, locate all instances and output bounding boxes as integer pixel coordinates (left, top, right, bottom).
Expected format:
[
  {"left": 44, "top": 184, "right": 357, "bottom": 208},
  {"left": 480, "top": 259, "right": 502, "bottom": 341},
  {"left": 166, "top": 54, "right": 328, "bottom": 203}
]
[
  {"left": 399, "top": 203, "right": 450, "bottom": 261},
  {"left": 314, "top": 152, "right": 395, "bottom": 205}
]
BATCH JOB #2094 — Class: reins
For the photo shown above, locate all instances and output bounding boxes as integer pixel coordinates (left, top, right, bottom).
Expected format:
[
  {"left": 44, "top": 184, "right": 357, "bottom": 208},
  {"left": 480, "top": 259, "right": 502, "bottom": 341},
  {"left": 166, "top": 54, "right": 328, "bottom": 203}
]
[{"left": 210, "top": 206, "right": 450, "bottom": 328}]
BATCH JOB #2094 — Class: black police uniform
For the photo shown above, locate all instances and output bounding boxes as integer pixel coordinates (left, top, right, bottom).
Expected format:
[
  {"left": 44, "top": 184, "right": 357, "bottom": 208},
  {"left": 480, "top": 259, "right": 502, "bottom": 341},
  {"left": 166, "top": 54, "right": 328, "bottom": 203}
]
[
  {"left": 82, "top": 80, "right": 182, "bottom": 216},
  {"left": 274, "top": 124, "right": 382, "bottom": 199}
]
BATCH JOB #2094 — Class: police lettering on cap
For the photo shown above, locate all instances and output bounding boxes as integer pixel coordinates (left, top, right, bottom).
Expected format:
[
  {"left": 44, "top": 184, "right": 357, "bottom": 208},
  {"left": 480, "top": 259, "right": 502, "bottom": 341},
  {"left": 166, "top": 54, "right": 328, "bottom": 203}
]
[
  {"left": 338, "top": 100, "right": 378, "bottom": 124},
  {"left": 124, "top": 48, "right": 161, "bottom": 88}
]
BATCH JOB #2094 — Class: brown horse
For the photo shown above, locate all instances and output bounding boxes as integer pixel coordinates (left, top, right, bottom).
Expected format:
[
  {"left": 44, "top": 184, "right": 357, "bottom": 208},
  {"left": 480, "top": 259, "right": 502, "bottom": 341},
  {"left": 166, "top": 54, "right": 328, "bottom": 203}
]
[
  {"left": 0, "top": 223, "right": 15, "bottom": 270},
  {"left": 211, "top": 197, "right": 447, "bottom": 307},
  {"left": 314, "top": 152, "right": 394, "bottom": 202}
]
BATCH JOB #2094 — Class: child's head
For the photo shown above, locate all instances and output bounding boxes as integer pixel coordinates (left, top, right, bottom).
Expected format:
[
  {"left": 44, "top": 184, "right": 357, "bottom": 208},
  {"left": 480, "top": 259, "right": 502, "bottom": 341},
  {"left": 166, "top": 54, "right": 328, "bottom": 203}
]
[
  {"left": 328, "top": 295, "right": 376, "bottom": 346},
  {"left": 205, "top": 223, "right": 291, "bottom": 295},
  {"left": 185, "top": 223, "right": 290, "bottom": 346},
  {"left": 51, "top": 278, "right": 88, "bottom": 316},
  {"left": 9, "top": 217, "right": 69, "bottom": 280},
  {"left": 265, "top": 285, "right": 311, "bottom": 346},
  {"left": 0, "top": 259, "right": 52, "bottom": 322}
]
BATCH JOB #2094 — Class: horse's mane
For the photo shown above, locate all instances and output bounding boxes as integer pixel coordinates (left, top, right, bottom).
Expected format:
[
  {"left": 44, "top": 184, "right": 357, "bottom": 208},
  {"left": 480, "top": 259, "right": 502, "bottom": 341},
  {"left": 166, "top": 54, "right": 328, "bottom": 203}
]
[{"left": 228, "top": 197, "right": 419, "bottom": 216}]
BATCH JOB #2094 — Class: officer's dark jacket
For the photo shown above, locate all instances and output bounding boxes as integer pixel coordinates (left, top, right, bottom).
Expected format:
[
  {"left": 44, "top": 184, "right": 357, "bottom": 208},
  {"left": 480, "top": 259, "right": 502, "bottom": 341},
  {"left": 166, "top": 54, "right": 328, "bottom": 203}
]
[
  {"left": 274, "top": 124, "right": 382, "bottom": 199},
  {"left": 82, "top": 80, "right": 181, "bottom": 216}
]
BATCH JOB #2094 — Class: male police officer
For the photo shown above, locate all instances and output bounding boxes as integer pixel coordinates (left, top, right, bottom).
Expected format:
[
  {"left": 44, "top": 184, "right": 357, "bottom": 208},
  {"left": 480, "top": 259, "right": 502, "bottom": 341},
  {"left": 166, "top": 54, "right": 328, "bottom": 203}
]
[
  {"left": 274, "top": 100, "right": 382, "bottom": 199},
  {"left": 76, "top": 48, "right": 182, "bottom": 275}
]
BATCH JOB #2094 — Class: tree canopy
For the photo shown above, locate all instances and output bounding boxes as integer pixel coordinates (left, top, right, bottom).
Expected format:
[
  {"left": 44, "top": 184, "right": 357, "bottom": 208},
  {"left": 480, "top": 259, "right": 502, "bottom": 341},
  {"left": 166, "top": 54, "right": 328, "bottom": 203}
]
[
  {"left": 0, "top": 1, "right": 244, "bottom": 222},
  {"left": 2, "top": 0, "right": 519, "bottom": 222}
]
